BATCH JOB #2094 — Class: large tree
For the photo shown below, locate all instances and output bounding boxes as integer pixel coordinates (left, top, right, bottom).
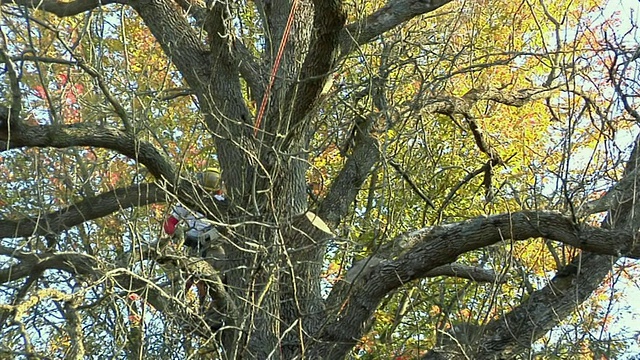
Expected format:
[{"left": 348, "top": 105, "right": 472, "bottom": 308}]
[{"left": 0, "top": 0, "right": 639, "bottom": 358}]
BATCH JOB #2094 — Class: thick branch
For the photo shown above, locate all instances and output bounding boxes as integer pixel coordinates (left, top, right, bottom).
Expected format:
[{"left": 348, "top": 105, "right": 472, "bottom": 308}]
[
  {"left": 419, "top": 255, "right": 613, "bottom": 359},
  {"left": 424, "top": 87, "right": 556, "bottom": 118},
  {"left": 0, "top": 0, "right": 125, "bottom": 17},
  {"left": 0, "top": 248, "right": 100, "bottom": 283},
  {"left": 0, "top": 120, "right": 175, "bottom": 180},
  {"left": 0, "top": 184, "right": 165, "bottom": 239},
  {"left": 310, "top": 211, "right": 637, "bottom": 358},
  {"left": 462, "top": 87, "right": 558, "bottom": 107},
  {"left": 125, "top": 0, "right": 255, "bottom": 202},
  {"left": 0, "top": 112, "right": 229, "bottom": 236},
  {"left": 458, "top": 134, "right": 640, "bottom": 359},
  {"left": 339, "top": 0, "right": 454, "bottom": 57},
  {"left": 427, "top": 263, "right": 504, "bottom": 283},
  {"left": 476, "top": 253, "right": 611, "bottom": 359},
  {"left": 0, "top": 248, "right": 218, "bottom": 338},
  {"left": 317, "top": 116, "right": 379, "bottom": 225},
  {"left": 173, "top": 0, "right": 265, "bottom": 95},
  {"left": 287, "top": 0, "right": 346, "bottom": 132},
  {"left": 130, "top": 0, "right": 210, "bottom": 90},
  {"left": 346, "top": 259, "right": 503, "bottom": 284},
  {"left": 235, "top": 41, "right": 266, "bottom": 104}
]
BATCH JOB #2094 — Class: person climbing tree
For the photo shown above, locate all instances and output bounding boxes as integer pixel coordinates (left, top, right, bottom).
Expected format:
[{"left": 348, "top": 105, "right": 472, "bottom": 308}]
[
  {"left": 163, "top": 168, "right": 225, "bottom": 254},
  {"left": 162, "top": 167, "right": 227, "bottom": 309}
]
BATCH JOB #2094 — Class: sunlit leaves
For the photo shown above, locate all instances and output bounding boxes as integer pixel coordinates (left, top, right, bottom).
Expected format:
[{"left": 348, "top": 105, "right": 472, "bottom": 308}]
[
  {"left": 304, "top": 0, "right": 635, "bottom": 357},
  {"left": 0, "top": 7, "right": 208, "bottom": 357},
  {"left": 0, "top": 0, "right": 637, "bottom": 358}
]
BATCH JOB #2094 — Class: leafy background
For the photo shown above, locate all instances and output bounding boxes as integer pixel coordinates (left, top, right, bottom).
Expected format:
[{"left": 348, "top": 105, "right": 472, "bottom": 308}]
[{"left": 1, "top": 0, "right": 640, "bottom": 358}]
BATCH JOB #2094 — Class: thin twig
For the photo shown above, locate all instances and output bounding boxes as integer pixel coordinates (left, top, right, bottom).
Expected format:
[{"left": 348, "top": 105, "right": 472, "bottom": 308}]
[{"left": 388, "top": 159, "right": 435, "bottom": 209}]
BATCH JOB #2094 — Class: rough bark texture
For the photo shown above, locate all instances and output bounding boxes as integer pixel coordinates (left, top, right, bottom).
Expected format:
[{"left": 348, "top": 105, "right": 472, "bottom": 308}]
[{"left": 0, "top": 0, "right": 634, "bottom": 359}]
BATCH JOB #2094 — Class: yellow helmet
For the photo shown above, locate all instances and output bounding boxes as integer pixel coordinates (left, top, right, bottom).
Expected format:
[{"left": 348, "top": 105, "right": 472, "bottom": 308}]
[{"left": 200, "top": 168, "right": 221, "bottom": 191}]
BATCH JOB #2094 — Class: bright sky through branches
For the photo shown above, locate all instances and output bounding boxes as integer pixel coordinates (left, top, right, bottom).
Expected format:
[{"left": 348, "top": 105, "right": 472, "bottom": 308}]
[{"left": 596, "top": 2, "right": 640, "bottom": 357}]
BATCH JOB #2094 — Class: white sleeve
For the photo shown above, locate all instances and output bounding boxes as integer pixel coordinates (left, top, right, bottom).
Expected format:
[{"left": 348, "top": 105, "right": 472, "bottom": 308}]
[
  {"left": 172, "top": 205, "right": 189, "bottom": 219},
  {"left": 173, "top": 204, "right": 211, "bottom": 232}
]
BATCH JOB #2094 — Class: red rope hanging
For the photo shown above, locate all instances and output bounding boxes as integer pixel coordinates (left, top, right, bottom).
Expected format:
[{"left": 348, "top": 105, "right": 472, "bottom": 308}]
[{"left": 253, "top": 0, "right": 299, "bottom": 136}]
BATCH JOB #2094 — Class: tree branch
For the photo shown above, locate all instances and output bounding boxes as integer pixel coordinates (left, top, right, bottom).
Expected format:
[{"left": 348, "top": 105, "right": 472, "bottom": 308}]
[
  {"left": 115, "top": 0, "right": 255, "bottom": 207},
  {"left": 476, "top": 253, "right": 611, "bottom": 359},
  {"left": 339, "top": 0, "right": 455, "bottom": 58},
  {"left": 450, "top": 135, "right": 640, "bottom": 359},
  {"left": 172, "top": 0, "right": 263, "bottom": 103},
  {"left": 310, "top": 210, "right": 638, "bottom": 358},
  {"left": 0, "top": 246, "right": 224, "bottom": 338},
  {"left": 317, "top": 115, "right": 379, "bottom": 225},
  {"left": 130, "top": 0, "right": 210, "bottom": 90},
  {"left": 0, "top": 248, "right": 100, "bottom": 283},
  {"left": 345, "top": 259, "right": 503, "bottom": 284},
  {"left": 0, "top": 183, "right": 165, "bottom": 239},
  {"left": 0, "top": 116, "right": 175, "bottom": 181},
  {"left": 462, "top": 87, "right": 559, "bottom": 107},
  {"left": 287, "top": 0, "right": 346, "bottom": 133},
  {"left": 423, "top": 87, "right": 557, "bottom": 118},
  {"left": 234, "top": 41, "right": 266, "bottom": 103},
  {"left": 419, "top": 255, "right": 614, "bottom": 359},
  {"left": 191, "top": 4, "right": 257, "bottom": 206},
  {"left": 427, "top": 263, "right": 505, "bottom": 283},
  {"left": 0, "top": 108, "right": 230, "bottom": 236},
  {"left": 0, "top": 0, "right": 126, "bottom": 17},
  {"left": 389, "top": 159, "right": 436, "bottom": 209},
  {"left": 0, "top": 47, "right": 21, "bottom": 119}
]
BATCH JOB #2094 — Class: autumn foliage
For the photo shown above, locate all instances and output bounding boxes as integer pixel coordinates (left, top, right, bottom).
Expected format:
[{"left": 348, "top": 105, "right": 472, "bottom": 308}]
[{"left": 1, "top": 0, "right": 640, "bottom": 359}]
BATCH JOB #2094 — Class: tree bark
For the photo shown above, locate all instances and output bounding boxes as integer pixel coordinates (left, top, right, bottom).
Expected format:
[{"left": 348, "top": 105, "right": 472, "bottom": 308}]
[{"left": 0, "top": 1, "right": 633, "bottom": 359}]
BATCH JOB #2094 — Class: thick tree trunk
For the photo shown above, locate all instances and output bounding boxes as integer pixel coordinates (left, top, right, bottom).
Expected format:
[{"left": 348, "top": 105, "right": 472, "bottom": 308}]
[{"left": 3, "top": 1, "right": 634, "bottom": 359}]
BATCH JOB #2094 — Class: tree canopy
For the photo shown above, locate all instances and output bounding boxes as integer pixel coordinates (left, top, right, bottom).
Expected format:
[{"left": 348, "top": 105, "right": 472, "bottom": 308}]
[{"left": 1, "top": 0, "right": 640, "bottom": 358}]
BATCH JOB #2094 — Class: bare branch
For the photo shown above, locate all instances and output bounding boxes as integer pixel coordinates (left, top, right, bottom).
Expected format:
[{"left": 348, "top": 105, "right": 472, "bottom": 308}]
[
  {"left": 312, "top": 210, "right": 637, "bottom": 358},
  {"left": 579, "top": 166, "right": 640, "bottom": 216},
  {"left": 339, "top": 0, "right": 455, "bottom": 57},
  {"left": 318, "top": 115, "right": 379, "bottom": 225},
  {"left": 389, "top": 159, "right": 436, "bottom": 209},
  {"left": 462, "top": 86, "right": 559, "bottom": 107},
  {"left": 287, "top": 0, "right": 346, "bottom": 133},
  {"left": 172, "top": 0, "right": 206, "bottom": 19},
  {"left": 0, "top": 118, "right": 175, "bottom": 181},
  {"left": 136, "top": 88, "right": 195, "bottom": 101},
  {"left": 345, "top": 258, "right": 503, "bottom": 284},
  {"left": 427, "top": 263, "right": 505, "bottom": 283},
  {"left": 423, "top": 86, "right": 557, "bottom": 118},
  {"left": 0, "top": 0, "right": 126, "bottom": 17},
  {"left": 0, "top": 183, "right": 165, "bottom": 239}
]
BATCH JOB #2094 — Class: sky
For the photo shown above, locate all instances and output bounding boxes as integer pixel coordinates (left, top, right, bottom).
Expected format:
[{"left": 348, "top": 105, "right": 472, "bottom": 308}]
[{"left": 597, "top": 1, "right": 640, "bottom": 357}]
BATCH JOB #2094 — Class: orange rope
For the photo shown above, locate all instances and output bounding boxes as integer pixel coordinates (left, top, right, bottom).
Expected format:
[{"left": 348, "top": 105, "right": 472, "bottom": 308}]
[{"left": 253, "top": 0, "right": 299, "bottom": 136}]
